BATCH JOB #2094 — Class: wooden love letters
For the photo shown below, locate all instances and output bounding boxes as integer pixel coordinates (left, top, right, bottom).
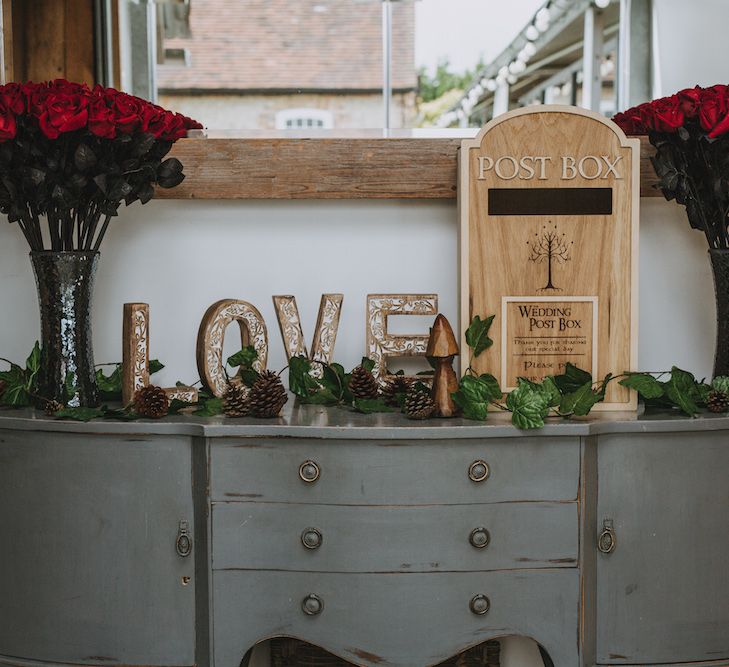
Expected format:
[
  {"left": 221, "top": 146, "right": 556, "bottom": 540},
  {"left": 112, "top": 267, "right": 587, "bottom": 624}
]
[
  {"left": 121, "top": 294, "right": 439, "bottom": 401},
  {"left": 460, "top": 106, "right": 639, "bottom": 409}
]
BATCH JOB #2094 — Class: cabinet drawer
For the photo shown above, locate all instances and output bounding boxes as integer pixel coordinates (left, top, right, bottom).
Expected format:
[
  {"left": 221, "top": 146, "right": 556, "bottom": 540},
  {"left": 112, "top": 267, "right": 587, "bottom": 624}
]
[
  {"left": 212, "top": 569, "right": 580, "bottom": 667},
  {"left": 210, "top": 437, "right": 580, "bottom": 505},
  {"left": 212, "top": 501, "right": 578, "bottom": 572}
]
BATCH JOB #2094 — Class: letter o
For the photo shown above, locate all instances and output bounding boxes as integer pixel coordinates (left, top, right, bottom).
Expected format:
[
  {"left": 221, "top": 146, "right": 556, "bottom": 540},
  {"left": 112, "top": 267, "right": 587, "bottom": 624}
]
[
  {"left": 495, "top": 156, "right": 519, "bottom": 180},
  {"left": 196, "top": 299, "right": 268, "bottom": 397},
  {"left": 578, "top": 155, "right": 602, "bottom": 180}
]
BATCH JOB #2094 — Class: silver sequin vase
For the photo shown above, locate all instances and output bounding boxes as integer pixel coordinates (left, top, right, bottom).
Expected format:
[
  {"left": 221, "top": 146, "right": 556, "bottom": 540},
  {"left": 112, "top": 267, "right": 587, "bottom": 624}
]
[{"left": 30, "top": 251, "right": 100, "bottom": 407}]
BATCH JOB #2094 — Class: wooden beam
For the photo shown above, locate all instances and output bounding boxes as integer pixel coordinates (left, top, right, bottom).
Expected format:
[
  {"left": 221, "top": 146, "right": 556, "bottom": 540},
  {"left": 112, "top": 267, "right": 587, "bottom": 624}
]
[
  {"left": 157, "top": 135, "right": 660, "bottom": 200},
  {"left": 9, "top": 0, "right": 95, "bottom": 85}
]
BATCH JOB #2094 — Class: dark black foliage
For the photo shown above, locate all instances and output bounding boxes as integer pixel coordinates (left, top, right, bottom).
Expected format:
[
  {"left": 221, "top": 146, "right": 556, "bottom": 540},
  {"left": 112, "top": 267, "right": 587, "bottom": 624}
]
[
  {"left": 0, "top": 116, "right": 188, "bottom": 250},
  {"left": 650, "top": 120, "right": 729, "bottom": 249}
]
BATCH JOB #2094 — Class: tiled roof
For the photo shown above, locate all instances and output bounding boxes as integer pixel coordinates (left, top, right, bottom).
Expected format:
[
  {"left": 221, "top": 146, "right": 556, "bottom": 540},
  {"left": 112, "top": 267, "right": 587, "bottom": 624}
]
[{"left": 158, "top": 0, "right": 416, "bottom": 92}]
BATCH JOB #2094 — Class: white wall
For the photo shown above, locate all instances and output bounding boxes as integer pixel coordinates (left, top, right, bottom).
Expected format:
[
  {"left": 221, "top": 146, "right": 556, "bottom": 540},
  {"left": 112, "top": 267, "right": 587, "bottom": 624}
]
[
  {"left": 0, "top": 196, "right": 715, "bottom": 390},
  {"left": 653, "top": 0, "right": 729, "bottom": 96}
]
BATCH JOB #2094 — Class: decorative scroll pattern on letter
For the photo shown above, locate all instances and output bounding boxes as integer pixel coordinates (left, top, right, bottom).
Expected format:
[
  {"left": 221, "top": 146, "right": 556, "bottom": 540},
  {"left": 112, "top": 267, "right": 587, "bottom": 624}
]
[
  {"left": 197, "top": 299, "right": 268, "bottom": 397},
  {"left": 366, "top": 294, "right": 438, "bottom": 379},
  {"left": 122, "top": 303, "right": 149, "bottom": 405},
  {"left": 273, "top": 294, "right": 344, "bottom": 375}
]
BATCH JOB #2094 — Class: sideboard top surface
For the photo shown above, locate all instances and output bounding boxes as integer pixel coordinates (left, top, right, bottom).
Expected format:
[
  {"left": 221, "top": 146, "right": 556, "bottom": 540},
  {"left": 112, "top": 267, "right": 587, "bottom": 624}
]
[{"left": 0, "top": 403, "right": 726, "bottom": 439}]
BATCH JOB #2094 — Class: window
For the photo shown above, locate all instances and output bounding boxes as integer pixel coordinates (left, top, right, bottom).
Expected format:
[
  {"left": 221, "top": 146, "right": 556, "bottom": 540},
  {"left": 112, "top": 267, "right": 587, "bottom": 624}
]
[{"left": 275, "top": 108, "right": 334, "bottom": 130}]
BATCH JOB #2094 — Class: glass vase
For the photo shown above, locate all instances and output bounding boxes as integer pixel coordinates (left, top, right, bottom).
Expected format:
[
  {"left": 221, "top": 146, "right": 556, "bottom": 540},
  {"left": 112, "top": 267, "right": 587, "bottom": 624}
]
[
  {"left": 710, "top": 248, "right": 729, "bottom": 378},
  {"left": 30, "top": 251, "right": 100, "bottom": 407}
]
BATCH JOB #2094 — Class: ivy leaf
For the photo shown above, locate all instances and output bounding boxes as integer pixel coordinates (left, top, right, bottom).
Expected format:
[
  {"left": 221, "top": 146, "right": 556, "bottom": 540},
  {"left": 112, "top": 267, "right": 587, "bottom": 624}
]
[
  {"left": 712, "top": 376, "right": 729, "bottom": 394},
  {"left": 552, "top": 363, "right": 593, "bottom": 395},
  {"left": 54, "top": 407, "right": 104, "bottom": 422},
  {"left": 320, "top": 363, "right": 347, "bottom": 403},
  {"left": 665, "top": 366, "right": 700, "bottom": 416},
  {"left": 193, "top": 397, "right": 224, "bottom": 417},
  {"left": 96, "top": 365, "right": 121, "bottom": 391},
  {"left": 168, "top": 398, "right": 192, "bottom": 415},
  {"left": 452, "top": 390, "right": 488, "bottom": 421},
  {"left": 149, "top": 359, "right": 165, "bottom": 375},
  {"left": 0, "top": 363, "right": 31, "bottom": 406},
  {"left": 288, "top": 355, "right": 321, "bottom": 398},
  {"left": 451, "top": 374, "right": 501, "bottom": 421},
  {"left": 465, "top": 315, "right": 495, "bottom": 358},
  {"left": 619, "top": 373, "right": 665, "bottom": 399},
  {"left": 506, "top": 379, "right": 550, "bottom": 430},
  {"left": 559, "top": 381, "right": 602, "bottom": 417},
  {"left": 352, "top": 397, "right": 395, "bottom": 414},
  {"left": 227, "top": 346, "right": 258, "bottom": 369},
  {"left": 63, "top": 371, "right": 77, "bottom": 404},
  {"left": 360, "top": 357, "right": 376, "bottom": 373},
  {"left": 301, "top": 388, "right": 340, "bottom": 405},
  {"left": 540, "top": 376, "right": 562, "bottom": 407}
]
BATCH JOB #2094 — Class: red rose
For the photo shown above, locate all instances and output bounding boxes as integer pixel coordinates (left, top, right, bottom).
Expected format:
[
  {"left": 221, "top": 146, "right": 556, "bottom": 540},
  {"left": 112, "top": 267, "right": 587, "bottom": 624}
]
[
  {"left": 143, "top": 105, "right": 172, "bottom": 138},
  {"left": 649, "top": 95, "right": 684, "bottom": 132},
  {"left": 632, "top": 101, "right": 655, "bottom": 132},
  {"left": 109, "top": 92, "right": 144, "bottom": 134},
  {"left": 678, "top": 86, "right": 701, "bottom": 118},
  {"left": 161, "top": 112, "right": 187, "bottom": 141},
  {"left": 182, "top": 114, "right": 203, "bottom": 131},
  {"left": 0, "top": 83, "right": 25, "bottom": 115},
  {"left": 0, "top": 99, "right": 17, "bottom": 140},
  {"left": 29, "top": 81, "right": 90, "bottom": 139},
  {"left": 88, "top": 93, "right": 116, "bottom": 139},
  {"left": 698, "top": 86, "right": 726, "bottom": 132},
  {"left": 613, "top": 108, "right": 647, "bottom": 135}
]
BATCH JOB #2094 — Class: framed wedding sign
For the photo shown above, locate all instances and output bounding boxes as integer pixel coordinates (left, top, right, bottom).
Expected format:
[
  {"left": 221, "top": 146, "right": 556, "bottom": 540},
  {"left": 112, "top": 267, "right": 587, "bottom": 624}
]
[{"left": 459, "top": 106, "right": 640, "bottom": 410}]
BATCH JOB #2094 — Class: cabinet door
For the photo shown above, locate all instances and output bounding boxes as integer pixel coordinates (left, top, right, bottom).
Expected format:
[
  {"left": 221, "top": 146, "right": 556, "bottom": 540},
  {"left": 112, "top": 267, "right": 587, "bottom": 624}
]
[
  {"left": 596, "top": 430, "right": 729, "bottom": 664},
  {"left": 0, "top": 430, "right": 196, "bottom": 665}
]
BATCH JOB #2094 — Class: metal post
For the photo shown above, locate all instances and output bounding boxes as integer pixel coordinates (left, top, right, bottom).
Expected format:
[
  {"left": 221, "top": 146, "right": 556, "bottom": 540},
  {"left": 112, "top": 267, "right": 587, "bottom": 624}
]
[
  {"left": 382, "top": 0, "right": 392, "bottom": 130},
  {"left": 493, "top": 81, "right": 510, "bottom": 117},
  {"left": 129, "top": 0, "right": 157, "bottom": 102},
  {"left": 617, "top": 0, "right": 652, "bottom": 110},
  {"left": 582, "top": 5, "right": 604, "bottom": 112},
  {"left": 94, "top": 0, "right": 115, "bottom": 87}
]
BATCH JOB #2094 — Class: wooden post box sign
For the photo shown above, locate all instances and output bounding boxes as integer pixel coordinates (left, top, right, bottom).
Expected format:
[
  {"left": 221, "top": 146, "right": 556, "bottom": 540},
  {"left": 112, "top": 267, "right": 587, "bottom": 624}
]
[{"left": 459, "top": 106, "right": 639, "bottom": 410}]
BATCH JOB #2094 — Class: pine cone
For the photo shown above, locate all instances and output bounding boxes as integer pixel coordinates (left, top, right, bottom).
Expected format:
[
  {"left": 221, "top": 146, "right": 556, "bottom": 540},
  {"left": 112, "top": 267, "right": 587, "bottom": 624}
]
[
  {"left": 134, "top": 385, "right": 169, "bottom": 419},
  {"left": 349, "top": 365, "right": 379, "bottom": 400},
  {"left": 44, "top": 399, "right": 63, "bottom": 416},
  {"left": 707, "top": 389, "right": 729, "bottom": 413},
  {"left": 249, "top": 370, "right": 288, "bottom": 418},
  {"left": 404, "top": 384, "right": 436, "bottom": 420},
  {"left": 381, "top": 374, "right": 415, "bottom": 407},
  {"left": 223, "top": 383, "right": 251, "bottom": 417}
]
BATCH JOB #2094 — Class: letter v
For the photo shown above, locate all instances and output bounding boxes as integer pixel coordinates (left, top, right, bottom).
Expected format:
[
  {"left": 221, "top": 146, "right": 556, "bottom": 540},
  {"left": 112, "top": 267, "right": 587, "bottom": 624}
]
[{"left": 273, "top": 294, "right": 344, "bottom": 367}]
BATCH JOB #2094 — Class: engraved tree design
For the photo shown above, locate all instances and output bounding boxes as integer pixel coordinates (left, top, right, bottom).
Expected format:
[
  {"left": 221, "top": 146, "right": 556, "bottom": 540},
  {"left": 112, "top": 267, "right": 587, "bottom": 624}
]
[{"left": 527, "top": 222, "right": 573, "bottom": 291}]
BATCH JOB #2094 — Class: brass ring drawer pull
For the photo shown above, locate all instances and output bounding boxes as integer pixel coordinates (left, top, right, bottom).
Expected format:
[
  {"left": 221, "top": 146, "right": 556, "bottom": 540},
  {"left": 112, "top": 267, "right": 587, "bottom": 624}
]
[
  {"left": 469, "top": 594, "right": 491, "bottom": 616},
  {"left": 299, "top": 460, "right": 321, "bottom": 483},
  {"left": 469, "top": 527, "right": 490, "bottom": 549},
  {"left": 468, "top": 460, "right": 490, "bottom": 482},
  {"left": 301, "top": 527, "right": 323, "bottom": 550},
  {"left": 302, "top": 594, "right": 324, "bottom": 616},
  {"left": 598, "top": 519, "right": 617, "bottom": 554}
]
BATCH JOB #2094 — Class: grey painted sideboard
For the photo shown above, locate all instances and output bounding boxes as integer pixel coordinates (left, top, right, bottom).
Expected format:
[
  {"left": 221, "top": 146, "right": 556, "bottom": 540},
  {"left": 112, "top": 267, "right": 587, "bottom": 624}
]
[{"left": 0, "top": 407, "right": 727, "bottom": 667}]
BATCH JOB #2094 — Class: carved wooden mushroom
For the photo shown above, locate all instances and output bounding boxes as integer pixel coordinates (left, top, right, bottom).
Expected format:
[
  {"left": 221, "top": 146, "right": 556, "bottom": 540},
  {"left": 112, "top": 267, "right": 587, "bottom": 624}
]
[{"left": 426, "top": 314, "right": 460, "bottom": 418}]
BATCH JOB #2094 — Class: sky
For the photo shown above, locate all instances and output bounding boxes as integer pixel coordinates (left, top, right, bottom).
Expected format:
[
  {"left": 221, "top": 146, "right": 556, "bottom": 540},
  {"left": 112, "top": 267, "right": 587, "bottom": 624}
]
[{"left": 415, "top": 0, "right": 544, "bottom": 74}]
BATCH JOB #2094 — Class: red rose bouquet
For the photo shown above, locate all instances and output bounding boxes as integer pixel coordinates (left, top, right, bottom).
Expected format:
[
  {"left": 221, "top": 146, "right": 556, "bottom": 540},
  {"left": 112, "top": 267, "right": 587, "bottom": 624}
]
[
  {"left": 0, "top": 79, "right": 202, "bottom": 250},
  {"left": 613, "top": 85, "right": 729, "bottom": 249},
  {"left": 614, "top": 85, "right": 729, "bottom": 377}
]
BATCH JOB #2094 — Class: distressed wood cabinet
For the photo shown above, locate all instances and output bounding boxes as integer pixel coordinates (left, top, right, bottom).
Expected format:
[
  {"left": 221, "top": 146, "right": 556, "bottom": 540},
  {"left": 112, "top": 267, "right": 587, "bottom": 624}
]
[{"left": 0, "top": 409, "right": 727, "bottom": 667}]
